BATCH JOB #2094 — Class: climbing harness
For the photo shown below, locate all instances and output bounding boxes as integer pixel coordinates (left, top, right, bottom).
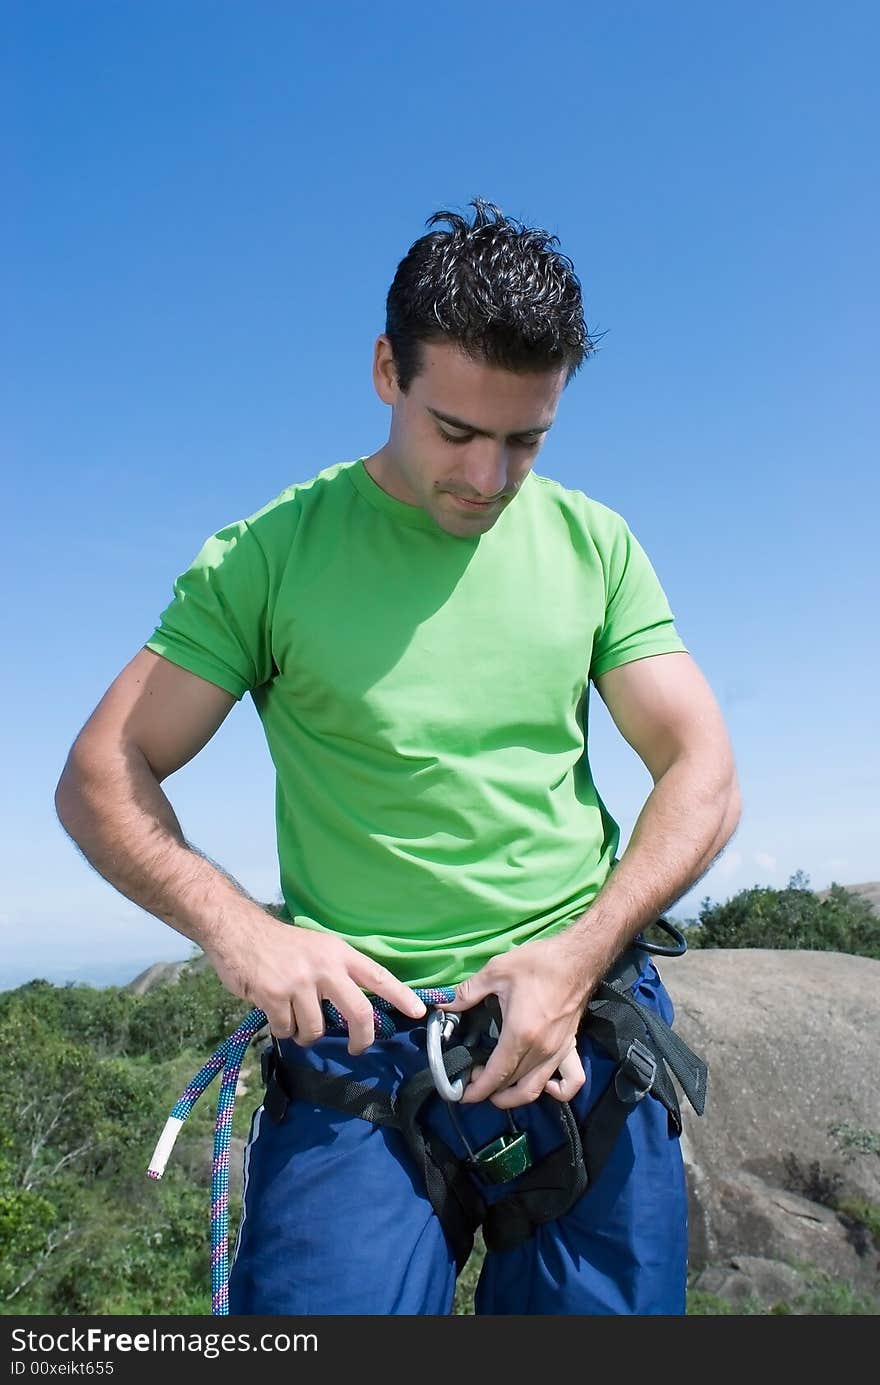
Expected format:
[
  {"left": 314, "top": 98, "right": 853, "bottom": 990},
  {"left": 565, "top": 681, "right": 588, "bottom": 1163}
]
[{"left": 148, "top": 919, "right": 707, "bottom": 1316}]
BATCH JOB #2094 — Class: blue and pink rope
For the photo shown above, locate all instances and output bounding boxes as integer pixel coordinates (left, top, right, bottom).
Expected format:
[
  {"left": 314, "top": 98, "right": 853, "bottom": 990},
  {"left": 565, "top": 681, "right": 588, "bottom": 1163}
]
[{"left": 147, "top": 988, "right": 456, "bottom": 1315}]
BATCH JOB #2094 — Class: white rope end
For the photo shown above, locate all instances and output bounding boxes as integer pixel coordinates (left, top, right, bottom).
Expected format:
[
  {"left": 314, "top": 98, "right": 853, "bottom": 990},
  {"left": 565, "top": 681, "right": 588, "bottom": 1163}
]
[{"left": 147, "top": 1115, "right": 185, "bottom": 1179}]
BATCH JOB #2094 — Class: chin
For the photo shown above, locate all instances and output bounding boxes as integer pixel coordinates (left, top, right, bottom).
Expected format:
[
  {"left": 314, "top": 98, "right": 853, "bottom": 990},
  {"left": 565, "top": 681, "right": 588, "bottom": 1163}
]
[{"left": 441, "top": 514, "right": 497, "bottom": 538}]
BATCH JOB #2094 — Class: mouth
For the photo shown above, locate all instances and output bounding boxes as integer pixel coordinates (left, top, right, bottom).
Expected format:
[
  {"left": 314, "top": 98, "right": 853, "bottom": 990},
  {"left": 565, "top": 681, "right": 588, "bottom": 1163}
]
[{"left": 448, "top": 494, "right": 502, "bottom": 511}]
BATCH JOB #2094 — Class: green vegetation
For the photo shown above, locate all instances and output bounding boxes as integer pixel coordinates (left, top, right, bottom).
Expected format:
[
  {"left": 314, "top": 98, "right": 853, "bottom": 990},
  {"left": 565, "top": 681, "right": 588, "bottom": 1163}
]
[
  {"left": 1, "top": 875, "right": 877, "bottom": 1315},
  {"left": 681, "top": 870, "right": 879, "bottom": 958},
  {"left": 0, "top": 971, "right": 255, "bottom": 1315},
  {"left": 787, "top": 1270, "right": 879, "bottom": 1315},
  {"left": 829, "top": 1121, "right": 880, "bottom": 1159},
  {"left": 685, "top": 1270, "right": 879, "bottom": 1316}
]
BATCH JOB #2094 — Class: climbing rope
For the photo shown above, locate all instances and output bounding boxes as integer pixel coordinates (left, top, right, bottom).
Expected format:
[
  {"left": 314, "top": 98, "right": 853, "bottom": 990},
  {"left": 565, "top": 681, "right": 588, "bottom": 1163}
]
[{"left": 146, "top": 987, "right": 456, "bottom": 1315}]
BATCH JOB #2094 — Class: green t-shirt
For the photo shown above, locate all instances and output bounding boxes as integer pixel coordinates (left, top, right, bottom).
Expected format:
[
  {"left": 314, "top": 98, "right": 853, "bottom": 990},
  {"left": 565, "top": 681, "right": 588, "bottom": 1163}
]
[{"left": 145, "top": 458, "right": 688, "bottom": 987}]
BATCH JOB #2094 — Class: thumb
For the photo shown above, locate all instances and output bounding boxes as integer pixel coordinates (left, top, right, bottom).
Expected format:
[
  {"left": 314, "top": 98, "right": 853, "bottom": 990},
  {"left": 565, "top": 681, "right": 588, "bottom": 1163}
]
[{"left": 441, "top": 968, "right": 494, "bottom": 1013}]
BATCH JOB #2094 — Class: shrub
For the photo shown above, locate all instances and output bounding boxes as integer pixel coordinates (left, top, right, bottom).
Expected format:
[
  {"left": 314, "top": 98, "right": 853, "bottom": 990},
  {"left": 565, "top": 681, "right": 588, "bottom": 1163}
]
[{"left": 682, "top": 871, "right": 879, "bottom": 957}]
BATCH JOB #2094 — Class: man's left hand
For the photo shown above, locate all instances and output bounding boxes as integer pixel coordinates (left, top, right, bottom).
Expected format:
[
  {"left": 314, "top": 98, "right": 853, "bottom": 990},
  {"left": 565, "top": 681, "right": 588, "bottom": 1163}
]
[{"left": 440, "top": 932, "right": 602, "bottom": 1109}]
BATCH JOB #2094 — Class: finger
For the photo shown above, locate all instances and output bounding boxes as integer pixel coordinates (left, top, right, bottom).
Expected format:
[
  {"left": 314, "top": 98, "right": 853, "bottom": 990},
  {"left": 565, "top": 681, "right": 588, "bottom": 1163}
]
[
  {"left": 459, "top": 1015, "right": 551, "bottom": 1102},
  {"left": 482, "top": 1060, "right": 558, "bottom": 1109},
  {"left": 288, "top": 992, "right": 326, "bottom": 1048},
  {"left": 356, "top": 961, "right": 427, "bottom": 1020},
  {"left": 460, "top": 1038, "right": 528, "bottom": 1104},
  {"left": 332, "top": 979, "right": 381, "bottom": 1055},
  {"left": 466, "top": 1040, "right": 583, "bottom": 1110},
  {"left": 541, "top": 1048, "right": 586, "bottom": 1104},
  {"left": 439, "top": 970, "right": 495, "bottom": 1014},
  {"left": 267, "top": 1001, "right": 297, "bottom": 1040}
]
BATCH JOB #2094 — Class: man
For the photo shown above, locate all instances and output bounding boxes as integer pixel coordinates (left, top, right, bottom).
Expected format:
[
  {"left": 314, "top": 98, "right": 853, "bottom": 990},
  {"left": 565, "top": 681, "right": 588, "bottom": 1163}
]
[{"left": 55, "top": 198, "right": 740, "bottom": 1315}]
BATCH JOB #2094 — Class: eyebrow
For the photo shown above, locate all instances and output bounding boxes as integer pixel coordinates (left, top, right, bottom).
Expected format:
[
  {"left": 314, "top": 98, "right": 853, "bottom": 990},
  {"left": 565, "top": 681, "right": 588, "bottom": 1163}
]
[{"left": 426, "top": 406, "right": 552, "bottom": 441}]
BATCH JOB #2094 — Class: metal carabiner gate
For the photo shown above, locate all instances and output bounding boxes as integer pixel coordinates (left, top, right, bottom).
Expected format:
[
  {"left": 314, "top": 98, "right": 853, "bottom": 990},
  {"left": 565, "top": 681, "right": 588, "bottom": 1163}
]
[{"left": 426, "top": 1008, "right": 465, "bottom": 1102}]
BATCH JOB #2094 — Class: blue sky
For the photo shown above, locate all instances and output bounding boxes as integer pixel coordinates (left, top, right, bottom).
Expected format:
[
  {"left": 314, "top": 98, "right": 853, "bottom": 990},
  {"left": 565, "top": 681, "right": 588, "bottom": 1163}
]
[{"left": 3, "top": 2, "right": 877, "bottom": 990}]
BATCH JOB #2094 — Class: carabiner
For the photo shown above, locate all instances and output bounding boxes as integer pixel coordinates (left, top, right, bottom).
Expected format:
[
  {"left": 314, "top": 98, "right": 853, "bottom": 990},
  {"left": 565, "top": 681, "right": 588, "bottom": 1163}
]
[{"left": 426, "top": 1009, "right": 465, "bottom": 1102}]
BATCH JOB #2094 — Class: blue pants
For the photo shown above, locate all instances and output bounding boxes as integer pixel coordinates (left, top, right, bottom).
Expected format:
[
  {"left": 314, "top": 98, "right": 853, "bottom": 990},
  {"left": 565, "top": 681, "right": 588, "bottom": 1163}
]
[{"left": 228, "top": 959, "right": 687, "bottom": 1315}]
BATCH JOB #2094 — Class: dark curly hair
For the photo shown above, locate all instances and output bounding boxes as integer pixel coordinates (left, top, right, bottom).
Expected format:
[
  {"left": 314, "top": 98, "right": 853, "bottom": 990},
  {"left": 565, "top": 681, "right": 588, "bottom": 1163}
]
[{"left": 385, "top": 197, "right": 598, "bottom": 394}]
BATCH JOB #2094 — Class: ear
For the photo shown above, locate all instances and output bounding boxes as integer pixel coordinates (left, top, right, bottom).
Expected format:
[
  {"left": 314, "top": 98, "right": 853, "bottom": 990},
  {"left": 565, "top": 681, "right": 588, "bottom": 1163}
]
[{"left": 372, "top": 335, "right": 398, "bottom": 404}]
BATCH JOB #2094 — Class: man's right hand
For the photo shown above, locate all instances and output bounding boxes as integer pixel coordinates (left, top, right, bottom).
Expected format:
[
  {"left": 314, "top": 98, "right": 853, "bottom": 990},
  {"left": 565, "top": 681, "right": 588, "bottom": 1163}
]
[{"left": 205, "top": 910, "right": 427, "bottom": 1055}]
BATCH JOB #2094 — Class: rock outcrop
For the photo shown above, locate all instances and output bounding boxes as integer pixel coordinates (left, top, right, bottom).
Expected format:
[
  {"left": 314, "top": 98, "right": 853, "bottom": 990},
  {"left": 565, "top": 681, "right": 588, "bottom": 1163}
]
[
  {"left": 662, "top": 947, "right": 880, "bottom": 1306},
  {"left": 125, "top": 953, "right": 211, "bottom": 996}
]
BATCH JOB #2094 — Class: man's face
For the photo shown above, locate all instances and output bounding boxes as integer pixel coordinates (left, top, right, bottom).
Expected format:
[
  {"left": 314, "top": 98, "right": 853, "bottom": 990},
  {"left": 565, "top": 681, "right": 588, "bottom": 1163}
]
[{"left": 365, "top": 336, "right": 567, "bottom": 537}]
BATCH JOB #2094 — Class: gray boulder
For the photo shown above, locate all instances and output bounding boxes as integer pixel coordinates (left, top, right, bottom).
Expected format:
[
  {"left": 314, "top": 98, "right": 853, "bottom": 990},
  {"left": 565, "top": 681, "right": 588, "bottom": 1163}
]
[
  {"left": 661, "top": 948, "right": 880, "bottom": 1301},
  {"left": 690, "top": 1254, "right": 807, "bottom": 1312}
]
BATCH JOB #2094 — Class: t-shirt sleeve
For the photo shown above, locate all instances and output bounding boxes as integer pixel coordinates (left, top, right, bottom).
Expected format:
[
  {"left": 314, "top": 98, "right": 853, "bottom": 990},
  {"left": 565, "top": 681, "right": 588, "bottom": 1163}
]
[
  {"left": 589, "top": 517, "right": 688, "bottom": 681},
  {"left": 144, "top": 519, "right": 274, "bottom": 701}
]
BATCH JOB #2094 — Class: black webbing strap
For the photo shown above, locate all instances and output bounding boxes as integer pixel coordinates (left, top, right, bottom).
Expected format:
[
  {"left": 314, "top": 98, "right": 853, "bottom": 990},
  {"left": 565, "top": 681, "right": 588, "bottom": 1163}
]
[
  {"left": 587, "top": 980, "right": 708, "bottom": 1119},
  {"left": 260, "top": 1021, "right": 488, "bottom": 1132},
  {"left": 394, "top": 1046, "right": 489, "bottom": 1271},
  {"left": 262, "top": 1052, "right": 400, "bottom": 1128}
]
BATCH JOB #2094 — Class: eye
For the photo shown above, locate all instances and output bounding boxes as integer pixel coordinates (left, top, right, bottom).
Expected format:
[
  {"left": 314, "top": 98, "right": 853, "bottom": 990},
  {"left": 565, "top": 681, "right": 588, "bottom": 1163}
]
[{"left": 438, "top": 428, "right": 541, "bottom": 448}]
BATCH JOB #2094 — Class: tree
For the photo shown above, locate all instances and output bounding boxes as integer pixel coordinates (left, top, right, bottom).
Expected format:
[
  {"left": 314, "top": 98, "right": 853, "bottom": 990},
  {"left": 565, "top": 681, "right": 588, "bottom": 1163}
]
[
  {"left": 683, "top": 872, "right": 879, "bottom": 957},
  {"left": 0, "top": 988, "right": 168, "bottom": 1311}
]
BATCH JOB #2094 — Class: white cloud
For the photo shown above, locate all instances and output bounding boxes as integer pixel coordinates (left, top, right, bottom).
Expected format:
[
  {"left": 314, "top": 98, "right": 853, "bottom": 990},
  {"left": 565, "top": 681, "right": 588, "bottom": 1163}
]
[
  {"left": 715, "top": 848, "right": 743, "bottom": 878},
  {"left": 755, "top": 852, "right": 777, "bottom": 870}
]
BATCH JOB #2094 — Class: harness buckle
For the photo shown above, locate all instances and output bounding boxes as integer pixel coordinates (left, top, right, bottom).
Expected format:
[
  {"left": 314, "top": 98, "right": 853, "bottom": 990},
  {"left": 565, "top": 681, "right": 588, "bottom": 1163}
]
[{"left": 614, "top": 1037, "right": 656, "bottom": 1104}]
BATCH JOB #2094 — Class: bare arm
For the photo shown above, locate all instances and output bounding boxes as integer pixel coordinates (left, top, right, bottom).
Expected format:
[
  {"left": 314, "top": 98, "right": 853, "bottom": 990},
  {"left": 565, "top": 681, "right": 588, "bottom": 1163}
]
[
  {"left": 54, "top": 648, "right": 246, "bottom": 938},
  {"left": 448, "top": 651, "right": 741, "bottom": 1108},
  {"left": 54, "top": 647, "right": 425, "bottom": 1047},
  {"left": 568, "top": 649, "right": 742, "bottom": 965}
]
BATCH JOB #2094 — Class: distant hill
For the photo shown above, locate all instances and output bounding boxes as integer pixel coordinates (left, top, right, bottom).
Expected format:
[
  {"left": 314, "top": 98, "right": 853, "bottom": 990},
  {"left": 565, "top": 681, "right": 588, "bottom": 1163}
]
[
  {"left": 125, "top": 953, "right": 212, "bottom": 995},
  {"left": 815, "top": 880, "right": 880, "bottom": 914}
]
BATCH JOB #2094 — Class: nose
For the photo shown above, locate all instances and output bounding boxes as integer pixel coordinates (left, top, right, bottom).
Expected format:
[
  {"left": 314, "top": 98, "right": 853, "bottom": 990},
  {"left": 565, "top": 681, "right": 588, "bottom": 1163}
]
[{"left": 461, "top": 445, "right": 513, "bottom": 501}]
